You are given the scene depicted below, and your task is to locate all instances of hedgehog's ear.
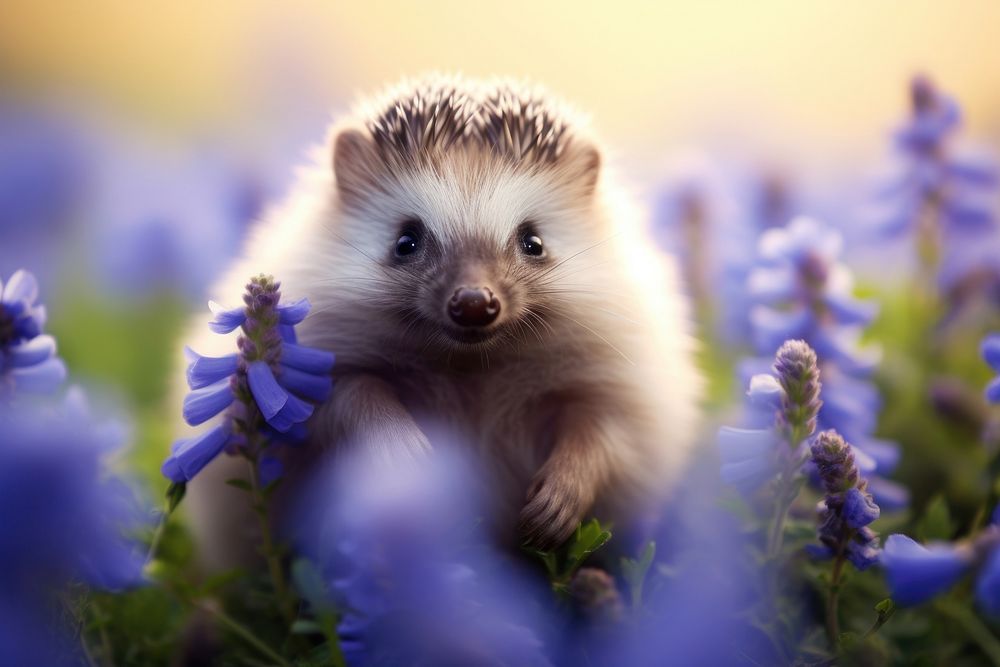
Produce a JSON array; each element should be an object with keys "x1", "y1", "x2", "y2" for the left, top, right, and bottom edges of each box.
[
  {"x1": 332, "y1": 127, "x2": 381, "y2": 208},
  {"x1": 560, "y1": 141, "x2": 602, "y2": 196}
]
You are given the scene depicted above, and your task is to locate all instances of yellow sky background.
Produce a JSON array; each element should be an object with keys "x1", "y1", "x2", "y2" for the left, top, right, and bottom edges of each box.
[{"x1": 2, "y1": 1, "x2": 998, "y2": 171}]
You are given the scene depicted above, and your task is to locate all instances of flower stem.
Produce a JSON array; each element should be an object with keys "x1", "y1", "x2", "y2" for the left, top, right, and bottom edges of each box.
[
  {"x1": 144, "y1": 504, "x2": 169, "y2": 566},
  {"x1": 194, "y1": 599, "x2": 293, "y2": 667},
  {"x1": 826, "y1": 546, "x2": 847, "y2": 649},
  {"x1": 245, "y1": 454, "x2": 296, "y2": 626},
  {"x1": 766, "y1": 455, "x2": 806, "y2": 558}
]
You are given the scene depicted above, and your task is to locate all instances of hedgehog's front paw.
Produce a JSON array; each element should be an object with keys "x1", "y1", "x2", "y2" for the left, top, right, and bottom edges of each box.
[{"x1": 517, "y1": 466, "x2": 589, "y2": 551}]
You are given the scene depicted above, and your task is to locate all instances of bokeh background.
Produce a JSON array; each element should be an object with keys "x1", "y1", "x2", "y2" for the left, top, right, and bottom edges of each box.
[{"x1": 1, "y1": 0, "x2": 999, "y2": 490}]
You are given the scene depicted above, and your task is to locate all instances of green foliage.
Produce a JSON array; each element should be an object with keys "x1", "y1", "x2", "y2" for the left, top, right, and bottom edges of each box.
[
  {"x1": 529, "y1": 518, "x2": 613, "y2": 593},
  {"x1": 621, "y1": 541, "x2": 656, "y2": 610}
]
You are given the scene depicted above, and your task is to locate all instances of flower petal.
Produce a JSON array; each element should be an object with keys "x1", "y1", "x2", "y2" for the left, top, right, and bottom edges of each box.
[
  {"x1": 846, "y1": 539, "x2": 880, "y2": 571},
  {"x1": 207, "y1": 301, "x2": 246, "y2": 334},
  {"x1": 278, "y1": 324, "x2": 297, "y2": 343},
  {"x1": 277, "y1": 365, "x2": 333, "y2": 403},
  {"x1": 182, "y1": 379, "x2": 234, "y2": 426},
  {"x1": 842, "y1": 487, "x2": 880, "y2": 529},
  {"x1": 247, "y1": 361, "x2": 287, "y2": 420},
  {"x1": 6, "y1": 334, "x2": 56, "y2": 368},
  {"x1": 823, "y1": 292, "x2": 878, "y2": 327},
  {"x1": 866, "y1": 475, "x2": 910, "y2": 512},
  {"x1": 750, "y1": 306, "x2": 812, "y2": 353},
  {"x1": 266, "y1": 391, "x2": 314, "y2": 433},
  {"x1": 987, "y1": 377, "x2": 1000, "y2": 405},
  {"x1": 982, "y1": 335, "x2": 1000, "y2": 372},
  {"x1": 185, "y1": 348, "x2": 238, "y2": 390},
  {"x1": 277, "y1": 298, "x2": 311, "y2": 325},
  {"x1": 717, "y1": 426, "x2": 778, "y2": 464},
  {"x1": 746, "y1": 373, "x2": 784, "y2": 413},
  {"x1": 281, "y1": 342, "x2": 335, "y2": 374},
  {"x1": 721, "y1": 457, "x2": 774, "y2": 488},
  {"x1": 162, "y1": 425, "x2": 230, "y2": 482},
  {"x1": 882, "y1": 534, "x2": 968, "y2": 606},
  {"x1": 976, "y1": 548, "x2": 1000, "y2": 616},
  {"x1": 2, "y1": 269, "x2": 38, "y2": 305},
  {"x1": 9, "y1": 357, "x2": 66, "y2": 394}
]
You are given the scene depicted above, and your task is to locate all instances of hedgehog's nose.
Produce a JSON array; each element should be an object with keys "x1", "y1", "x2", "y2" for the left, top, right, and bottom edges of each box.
[{"x1": 448, "y1": 286, "x2": 501, "y2": 327}]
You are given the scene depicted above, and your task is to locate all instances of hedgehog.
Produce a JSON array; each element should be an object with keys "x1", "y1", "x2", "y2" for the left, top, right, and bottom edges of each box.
[{"x1": 177, "y1": 74, "x2": 702, "y2": 569}]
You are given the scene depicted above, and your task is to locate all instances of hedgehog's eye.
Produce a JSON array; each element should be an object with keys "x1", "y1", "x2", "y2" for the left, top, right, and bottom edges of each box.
[
  {"x1": 520, "y1": 230, "x2": 545, "y2": 258},
  {"x1": 394, "y1": 220, "x2": 423, "y2": 258}
]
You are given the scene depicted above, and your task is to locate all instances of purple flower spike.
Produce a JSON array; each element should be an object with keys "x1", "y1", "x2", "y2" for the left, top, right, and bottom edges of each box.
[
  {"x1": 165, "y1": 275, "x2": 335, "y2": 483},
  {"x1": 810, "y1": 430, "x2": 882, "y2": 571}
]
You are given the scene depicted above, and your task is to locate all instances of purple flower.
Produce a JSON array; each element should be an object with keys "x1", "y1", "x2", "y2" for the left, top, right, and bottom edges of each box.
[
  {"x1": 295, "y1": 451, "x2": 555, "y2": 667},
  {"x1": 743, "y1": 217, "x2": 906, "y2": 508},
  {"x1": 718, "y1": 340, "x2": 822, "y2": 491},
  {"x1": 810, "y1": 430, "x2": 882, "y2": 571},
  {"x1": 0, "y1": 399, "x2": 146, "y2": 663},
  {"x1": 882, "y1": 534, "x2": 969, "y2": 606},
  {"x1": 748, "y1": 217, "x2": 879, "y2": 373},
  {"x1": 873, "y1": 75, "x2": 1000, "y2": 289},
  {"x1": 0, "y1": 270, "x2": 67, "y2": 399},
  {"x1": 983, "y1": 334, "x2": 1000, "y2": 403},
  {"x1": 162, "y1": 275, "x2": 335, "y2": 482}
]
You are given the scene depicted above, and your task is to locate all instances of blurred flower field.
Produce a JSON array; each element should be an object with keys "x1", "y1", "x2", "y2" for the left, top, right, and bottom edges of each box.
[{"x1": 3, "y1": 55, "x2": 1000, "y2": 667}]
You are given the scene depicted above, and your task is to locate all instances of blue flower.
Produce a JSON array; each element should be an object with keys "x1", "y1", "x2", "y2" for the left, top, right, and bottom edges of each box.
[
  {"x1": 295, "y1": 451, "x2": 555, "y2": 667},
  {"x1": 718, "y1": 340, "x2": 823, "y2": 491},
  {"x1": 881, "y1": 534, "x2": 969, "y2": 606},
  {"x1": 810, "y1": 430, "x2": 882, "y2": 571},
  {"x1": 162, "y1": 275, "x2": 335, "y2": 483},
  {"x1": 88, "y1": 137, "x2": 262, "y2": 300},
  {"x1": 0, "y1": 269, "x2": 67, "y2": 399},
  {"x1": 873, "y1": 75, "x2": 1000, "y2": 288},
  {"x1": 748, "y1": 217, "x2": 878, "y2": 373},
  {"x1": 718, "y1": 426, "x2": 780, "y2": 489},
  {"x1": 743, "y1": 217, "x2": 906, "y2": 508},
  {"x1": 983, "y1": 334, "x2": 1000, "y2": 403},
  {"x1": 0, "y1": 398, "x2": 146, "y2": 663}
]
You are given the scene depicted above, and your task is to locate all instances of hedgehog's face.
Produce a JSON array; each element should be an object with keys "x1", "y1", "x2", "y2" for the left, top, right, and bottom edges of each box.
[{"x1": 332, "y1": 128, "x2": 603, "y2": 355}]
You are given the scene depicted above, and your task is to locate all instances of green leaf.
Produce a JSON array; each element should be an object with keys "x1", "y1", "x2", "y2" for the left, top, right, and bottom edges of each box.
[
  {"x1": 919, "y1": 495, "x2": 952, "y2": 541},
  {"x1": 166, "y1": 482, "x2": 187, "y2": 513},
  {"x1": 565, "y1": 518, "x2": 612, "y2": 575},
  {"x1": 225, "y1": 478, "x2": 253, "y2": 493},
  {"x1": 291, "y1": 619, "x2": 323, "y2": 635},
  {"x1": 875, "y1": 598, "x2": 895, "y2": 615},
  {"x1": 621, "y1": 541, "x2": 656, "y2": 609},
  {"x1": 292, "y1": 559, "x2": 335, "y2": 615},
  {"x1": 528, "y1": 549, "x2": 560, "y2": 581}
]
